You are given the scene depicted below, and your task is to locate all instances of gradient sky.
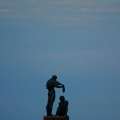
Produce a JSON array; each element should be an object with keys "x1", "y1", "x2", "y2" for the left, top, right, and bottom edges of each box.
[{"x1": 0, "y1": 0, "x2": 120, "y2": 120}]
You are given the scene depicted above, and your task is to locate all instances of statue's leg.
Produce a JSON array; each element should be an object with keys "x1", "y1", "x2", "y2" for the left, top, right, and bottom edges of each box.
[
  {"x1": 46, "y1": 90, "x2": 55, "y2": 116},
  {"x1": 46, "y1": 91, "x2": 52, "y2": 116},
  {"x1": 46, "y1": 104, "x2": 52, "y2": 116},
  {"x1": 56, "y1": 104, "x2": 60, "y2": 116},
  {"x1": 49, "y1": 89, "x2": 55, "y2": 115}
]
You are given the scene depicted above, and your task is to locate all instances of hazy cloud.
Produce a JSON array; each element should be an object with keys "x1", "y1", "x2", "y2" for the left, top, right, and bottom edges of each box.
[{"x1": 0, "y1": 0, "x2": 120, "y2": 26}]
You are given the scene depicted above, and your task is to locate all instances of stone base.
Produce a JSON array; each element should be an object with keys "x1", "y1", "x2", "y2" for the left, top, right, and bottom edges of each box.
[{"x1": 44, "y1": 116, "x2": 69, "y2": 120}]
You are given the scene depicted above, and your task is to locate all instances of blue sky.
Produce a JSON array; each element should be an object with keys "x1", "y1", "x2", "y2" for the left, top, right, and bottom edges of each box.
[{"x1": 0, "y1": 0, "x2": 120, "y2": 120}]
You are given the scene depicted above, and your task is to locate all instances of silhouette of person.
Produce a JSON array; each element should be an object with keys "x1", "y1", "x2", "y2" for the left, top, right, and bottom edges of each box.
[
  {"x1": 46, "y1": 75, "x2": 65, "y2": 116},
  {"x1": 56, "y1": 96, "x2": 68, "y2": 116}
]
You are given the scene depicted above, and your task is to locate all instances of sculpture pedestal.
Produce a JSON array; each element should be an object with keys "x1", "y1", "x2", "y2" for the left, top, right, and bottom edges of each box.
[{"x1": 44, "y1": 116, "x2": 69, "y2": 120}]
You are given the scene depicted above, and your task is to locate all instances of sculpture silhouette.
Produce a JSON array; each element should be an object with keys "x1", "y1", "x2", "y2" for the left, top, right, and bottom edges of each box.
[
  {"x1": 46, "y1": 75, "x2": 65, "y2": 116},
  {"x1": 56, "y1": 96, "x2": 68, "y2": 116}
]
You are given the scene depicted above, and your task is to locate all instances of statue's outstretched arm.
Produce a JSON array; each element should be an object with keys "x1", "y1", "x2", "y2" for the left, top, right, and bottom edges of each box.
[{"x1": 55, "y1": 81, "x2": 65, "y2": 92}]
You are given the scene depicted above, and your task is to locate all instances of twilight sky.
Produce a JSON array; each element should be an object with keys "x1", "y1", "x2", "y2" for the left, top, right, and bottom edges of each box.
[{"x1": 0, "y1": 0, "x2": 120, "y2": 120}]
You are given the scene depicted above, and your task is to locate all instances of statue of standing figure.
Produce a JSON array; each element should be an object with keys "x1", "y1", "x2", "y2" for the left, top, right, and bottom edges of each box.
[{"x1": 46, "y1": 75, "x2": 65, "y2": 116}]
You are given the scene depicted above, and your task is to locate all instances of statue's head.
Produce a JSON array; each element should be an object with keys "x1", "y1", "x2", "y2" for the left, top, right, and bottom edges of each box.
[
  {"x1": 52, "y1": 75, "x2": 57, "y2": 80},
  {"x1": 60, "y1": 96, "x2": 65, "y2": 101}
]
